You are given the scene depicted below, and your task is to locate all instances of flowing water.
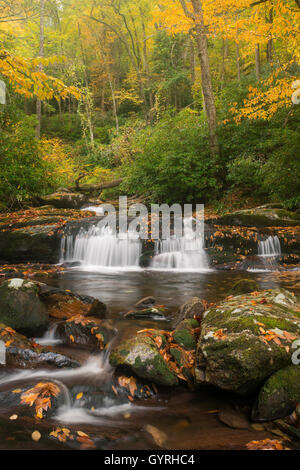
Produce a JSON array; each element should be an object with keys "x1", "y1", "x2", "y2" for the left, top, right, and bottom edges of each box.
[
  {"x1": 258, "y1": 235, "x2": 281, "y2": 257},
  {"x1": 0, "y1": 222, "x2": 299, "y2": 449}
]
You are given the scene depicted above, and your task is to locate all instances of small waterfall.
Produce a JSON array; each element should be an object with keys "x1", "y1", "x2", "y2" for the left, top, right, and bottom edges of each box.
[
  {"x1": 150, "y1": 217, "x2": 209, "y2": 271},
  {"x1": 60, "y1": 225, "x2": 141, "y2": 269},
  {"x1": 34, "y1": 324, "x2": 62, "y2": 346},
  {"x1": 258, "y1": 235, "x2": 281, "y2": 257}
]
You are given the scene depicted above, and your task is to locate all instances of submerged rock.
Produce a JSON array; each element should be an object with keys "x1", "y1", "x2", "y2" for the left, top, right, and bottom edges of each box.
[
  {"x1": 0, "y1": 279, "x2": 49, "y2": 336},
  {"x1": 134, "y1": 296, "x2": 156, "y2": 309},
  {"x1": 253, "y1": 365, "x2": 300, "y2": 421},
  {"x1": 124, "y1": 306, "x2": 166, "y2": 320},
  {"x1": 227, "y1": 279, "x2": 259, "y2": 296},
  {"x1": 196, "y1": 288, "x2": 300, "y2": 394},
  {"x1": 57, "y1": 315, "x2": 114, "y2": 350},
  {"x1": 0, "y1": 322, "x2": 79, "y2": 369},
  {"x1": 110, "y1": 334, "x2": 178, "y2": 387}
]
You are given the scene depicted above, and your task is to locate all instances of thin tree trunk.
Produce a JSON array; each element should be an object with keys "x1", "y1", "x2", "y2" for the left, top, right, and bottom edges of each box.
[
  {"x1": 255, "y1": 44, "x2": 261, "y2": 80},
  {"x1": 236, "y1": 42, "x2": 241, "y2": 82},
  {"x1": 188, "y1": 0, "x2": 219, "y2": 156},
  {"x1": 190, "y1": 38, "x2": 196, "y2": 86},
  {"x1": 36, "y1": 0, "x2": 45, "y2": 139},
  {"x1": 266, "y1": 8, "x2": 273, "y2": 63}
]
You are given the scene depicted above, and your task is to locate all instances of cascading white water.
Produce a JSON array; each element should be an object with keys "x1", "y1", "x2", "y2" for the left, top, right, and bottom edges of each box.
[
  {"x1": 34, "y1": 324, "x2": 62, "y2": 346},
  {"x1": 60, "y1": 225, "x2": 141, "y2": 269},
  {"x1": 81, "y1": 205, "x2": 104, "y2": 215},
  {"x1": 258, "y1": 235, "x2": 281, "y2": 257},
  {"x1": 150, "y1": 217, "x2": 209, "y2": 271}
]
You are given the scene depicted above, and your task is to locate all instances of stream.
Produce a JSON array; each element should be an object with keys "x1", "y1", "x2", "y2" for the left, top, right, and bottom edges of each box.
[{"x1": 0, "y1": 266, "x2": 299, "y2": 450}]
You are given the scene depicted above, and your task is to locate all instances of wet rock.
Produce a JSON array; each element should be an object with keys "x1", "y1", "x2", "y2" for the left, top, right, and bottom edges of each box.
[
  {"x1": 109, "y1": 334, "x2": 178, "y2": 387},
  {"x1": 196, "y1": 288, "x2": 300, "y2": 394},
  {"x1": 207, "y1": 206, "x2": 300, "y2": 227},
  {"x1": 0, "y1": 381, "x2": 66, "y2": 419},
  {"x1": 112, "y1": 374, "x2": 157, "y2": 400},
  {"x1": 124, "y1": 307, "x2": 165, "y2": 320},
  {"x1": 252, "y1": 365, "x2": 300, "y2": 421},
  {"x1": 227, "y1": 279, "x2": 259, "y2": 296},
  {"x1": 219, "y1": 407, "x2": 250, "y2": 429},
  {"x1": 134, "y1": 296, "x2": 156, "y2": 309},
  {"x1": 0, "y1": 207, "x2": 97, "y2": 263},
  {"x1": 0, "y1": 322, "x2": 79, "y2": 369},
  {"x1": 38, "y1": 283, "x2": 107, "y2": 320},
  {"x1": 172, "y1": 297, "x2": 206, "y2": 328},
  {"x1": 57, "y1": 315, "x2": 114, "y2": 350},
  {"x1": 173, "y1": 319, "x2": 199, "y2": 351},
  {"x1": 0, "y1": 279, "x2": 49, "y2": 336}
]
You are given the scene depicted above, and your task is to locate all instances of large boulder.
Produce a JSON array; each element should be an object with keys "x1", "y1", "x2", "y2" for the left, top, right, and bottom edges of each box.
[
  {"x1": 0, "y1": 279, "x2": 107, "y2": 336},
  {"x1": 196, "y1": 288, "x2": 300, "y2": 395},
  {"x1": 252, "y1": 365, "x2": 300, "y2": 421},
  {"x1": 110, "y1": 333, "x2": 178, "y2": 387},
  {"x1": 38, "y1": 283, "x2": 107, "y2": 320},
  {"x1": 0, "y1": 278, "x2": 49, "y2": 336},
  {"x1": 0, "y1": 322, "x2": 79, "y2": 368},
  {"x1": 0, "y1": 207, "x2": 97, "y2": 263}
]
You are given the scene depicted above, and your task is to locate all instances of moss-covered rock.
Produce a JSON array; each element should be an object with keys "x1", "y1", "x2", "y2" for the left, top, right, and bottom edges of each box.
[
  {"x1": 0, "y1": 278, "x2": 49, "y2": 336},
  {"x1": 109, "y1": 334, "x2": 178, "y2": 387},
  {"x1": 196, "y1": 288, "x2": 300, "y2": 395},
  {"x1": 228, "y1": 279, "x2": 259, "y2": 296},
  {"x1": 207, "y1": 207, "x2": 300, "y2": 227},
  {"x1": 173, "y1": 319, "x2": 198, "y2": 350},
  {"x1": 252, "y1": 365, "x2": 300, "y2": 421}
]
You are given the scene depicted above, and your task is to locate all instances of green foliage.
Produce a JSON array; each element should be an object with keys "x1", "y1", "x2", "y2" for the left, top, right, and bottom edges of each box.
[
  {"x1": 0, "y1": 117, "x2": 48, "y2": 208},
  {"x1": 41, "y1": 113, "x2": 82, "y2": 141},
  {"x1": 121, "y1": 109, "x2": 222, "y2": 203}
]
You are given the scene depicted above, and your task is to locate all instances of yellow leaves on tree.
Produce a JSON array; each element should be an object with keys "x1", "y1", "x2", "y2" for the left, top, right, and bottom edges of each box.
[
  {"x1": 39, "y1": 138, "x2": 76, "y2": 187},
  {"x1": 0, "y1": 48, "x2": 80, "y2": 101}
]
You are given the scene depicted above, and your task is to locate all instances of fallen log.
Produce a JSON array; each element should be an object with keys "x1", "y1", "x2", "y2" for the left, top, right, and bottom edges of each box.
[{"x1": 74, "y1": 178, "x2": 124, "y2": 195}]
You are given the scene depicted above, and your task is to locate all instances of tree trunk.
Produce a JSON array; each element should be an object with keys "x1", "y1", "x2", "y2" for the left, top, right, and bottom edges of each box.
[
  {"x1": 266, "y1": 8, "x2": 273, "y2": 63},
  {"x1": 36, "y1": 0, "x2": 45, "y2": 139},
  {"x1": 236, "y1": 42, "x2": 241, "y2": 82},
  {"x1": 255, "y1": 44, "x2": 261, "y2": 80},
  {"x1": 189, "y1": 0, "x2": 219, "y2": 156}
]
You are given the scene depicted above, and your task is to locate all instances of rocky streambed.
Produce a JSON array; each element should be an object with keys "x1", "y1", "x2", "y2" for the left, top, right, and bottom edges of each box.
[{"x1": 0, "y1": 276, "x2": 299, "y2": 450}]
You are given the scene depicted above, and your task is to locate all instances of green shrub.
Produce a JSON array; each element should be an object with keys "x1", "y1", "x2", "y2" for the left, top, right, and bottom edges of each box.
[
  {"x1": 121, "y1": 108, "x2": 223, "y2": 203},
  {"x1": 0, "y1": 117, "x2": 48, "y2": 207}
]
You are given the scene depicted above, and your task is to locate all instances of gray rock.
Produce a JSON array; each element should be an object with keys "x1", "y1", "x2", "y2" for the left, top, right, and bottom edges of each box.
[{"x1": 0, "y1": 278, "x2": 49, "y2": 336}]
